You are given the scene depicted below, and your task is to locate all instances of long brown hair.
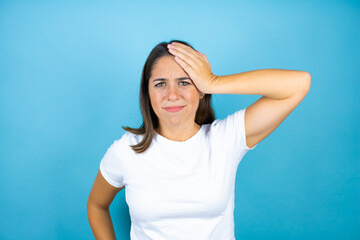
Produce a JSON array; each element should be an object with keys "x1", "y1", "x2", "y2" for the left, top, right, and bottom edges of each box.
[{"x1": 122, "y1": 39, "x2": 216, "y2": 154}]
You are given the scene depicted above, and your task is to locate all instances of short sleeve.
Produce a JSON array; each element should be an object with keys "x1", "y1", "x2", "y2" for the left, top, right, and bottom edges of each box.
[
  {"x1": 229, "y1": 107, "x2": 257, "y2": 151},
  {"x1": 99, "y1": 137, "x2": 127, "y2": 188},
  {"x1": 216, "y1": 107, "x2": 257, "y2": 154}
]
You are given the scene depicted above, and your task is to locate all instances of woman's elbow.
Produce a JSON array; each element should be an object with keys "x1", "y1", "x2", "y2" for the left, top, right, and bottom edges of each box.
[
  {"x1": 304, "y1": 71, "x2": 311, "y2": 91},
  {"x1": 299, "y1": 71, "x2": 311, "y2": 93}
]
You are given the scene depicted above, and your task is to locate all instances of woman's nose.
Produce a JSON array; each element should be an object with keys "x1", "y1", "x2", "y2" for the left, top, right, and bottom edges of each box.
[{"x1": 166, "y1": 85, "x2": 181, "y2": 100}]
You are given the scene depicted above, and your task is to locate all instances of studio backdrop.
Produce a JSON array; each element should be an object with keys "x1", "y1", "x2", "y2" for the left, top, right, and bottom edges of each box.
[{"x1": 0, "y1": 0, "x2": 359, "y2": 239}]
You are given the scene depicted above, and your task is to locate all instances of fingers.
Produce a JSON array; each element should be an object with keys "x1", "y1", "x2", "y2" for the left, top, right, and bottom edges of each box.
[
  {"x1": 169, "y1": 48, "x2": 195, "y2": 70},
  {"x1": 173, "y1": 55, "x2": 191, "y2": 71},
  {"x1": 196, "y1": 50, "x2": 209, "y2": 63},
  {"x1": 167, "y1": 43, "x2": 202, "y2": 69}
]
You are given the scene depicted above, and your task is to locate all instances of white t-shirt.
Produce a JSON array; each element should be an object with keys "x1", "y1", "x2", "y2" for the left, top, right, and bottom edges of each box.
[{"x1": 100, "y1": 108, "x2": 257, "y2": 240}]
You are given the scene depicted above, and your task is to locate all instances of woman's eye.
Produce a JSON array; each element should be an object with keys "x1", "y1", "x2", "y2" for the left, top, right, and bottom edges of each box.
[
  {"x1": 155, "y1": 82, "x2": 165, "y2": 87},
  {"x1": 180, "y1": 81, "x2": 190, "y2": 86}
]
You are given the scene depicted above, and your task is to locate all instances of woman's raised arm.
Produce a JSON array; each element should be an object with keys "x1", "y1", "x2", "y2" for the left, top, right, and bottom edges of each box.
[{"x1": 210, "y1": 69, "x2": 311, "y2": 148}]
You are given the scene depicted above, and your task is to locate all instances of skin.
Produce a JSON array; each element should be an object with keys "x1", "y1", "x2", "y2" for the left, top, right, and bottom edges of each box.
[
  {"x1": 148, "y1": 55, "x2": 204, "y2": 142},
  {"x1": 87, "y1": 170, "x2": 123, "y2": 240}
]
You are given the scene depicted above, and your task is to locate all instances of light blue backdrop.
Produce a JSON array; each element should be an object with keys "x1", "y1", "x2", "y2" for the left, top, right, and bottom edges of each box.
[{"x1": 1, "y1": 0, "x2": 359, "y2": 239}]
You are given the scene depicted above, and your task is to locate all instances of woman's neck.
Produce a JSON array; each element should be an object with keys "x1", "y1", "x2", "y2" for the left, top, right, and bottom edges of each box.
[{"x1": 155, "y1": 122, "x2": 201, "y2": 142}]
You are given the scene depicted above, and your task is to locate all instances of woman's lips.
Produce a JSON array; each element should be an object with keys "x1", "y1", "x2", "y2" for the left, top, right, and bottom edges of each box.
[{"x1": 164, "y1": 106, "x2": 185, "y2": 112}]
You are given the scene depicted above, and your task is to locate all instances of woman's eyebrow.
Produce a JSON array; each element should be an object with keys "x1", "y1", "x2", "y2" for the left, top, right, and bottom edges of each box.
[{"x1": 152, "y1": 77, "x2": 190, "y2": 82}]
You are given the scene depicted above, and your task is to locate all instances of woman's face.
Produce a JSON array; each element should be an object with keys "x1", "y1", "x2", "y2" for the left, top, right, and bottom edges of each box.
[{"x1": 148, "y1": 55, "x2": 202, "y2": 129}]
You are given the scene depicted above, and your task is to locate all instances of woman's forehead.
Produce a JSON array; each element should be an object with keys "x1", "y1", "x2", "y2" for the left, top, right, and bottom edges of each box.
[{"x1": 151, "y1": 57, "x2": 188, "y2": 79}]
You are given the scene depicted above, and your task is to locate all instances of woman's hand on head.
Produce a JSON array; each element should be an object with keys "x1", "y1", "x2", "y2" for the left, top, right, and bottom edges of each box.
[{"x1": 167, "y1": 42, "x2": 218, "y2": 94}]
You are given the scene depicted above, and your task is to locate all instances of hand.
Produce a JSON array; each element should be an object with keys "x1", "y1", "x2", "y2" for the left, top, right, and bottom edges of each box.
[{"x1": 167, "y1": 42, "x2": 218, "y2": 94}]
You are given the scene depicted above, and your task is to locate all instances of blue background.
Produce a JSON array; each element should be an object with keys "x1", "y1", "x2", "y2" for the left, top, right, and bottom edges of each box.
[{"x1": 1, "y1": 0, "x2": 359, "y2": 239}]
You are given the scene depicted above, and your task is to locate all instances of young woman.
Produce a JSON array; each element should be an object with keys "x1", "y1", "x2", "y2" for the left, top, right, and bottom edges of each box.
[{"x1": 87, "y1": 40, "x2": 311, "y2": 240}]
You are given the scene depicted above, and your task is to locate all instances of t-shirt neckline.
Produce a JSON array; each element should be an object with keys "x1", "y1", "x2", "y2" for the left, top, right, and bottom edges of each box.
[{"x1": 154, "y1": 125, "x2": 204, "y2": 145}]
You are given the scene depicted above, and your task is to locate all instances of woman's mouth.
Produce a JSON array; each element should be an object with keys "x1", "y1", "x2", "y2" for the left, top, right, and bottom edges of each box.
[{"x1": 163, "y1": 106, "x2": 185, "y2": 112}]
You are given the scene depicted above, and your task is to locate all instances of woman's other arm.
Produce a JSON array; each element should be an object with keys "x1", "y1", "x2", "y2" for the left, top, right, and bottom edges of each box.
[
  {"x1": 209, "y1": 69, "x2": 310, "y2": 98},
  {"x1": 209, "y1": 69, "x2": 311, "y2": 149},
  {"x1": 87, "y1": 170, "x2": 124, "y2": 240}
]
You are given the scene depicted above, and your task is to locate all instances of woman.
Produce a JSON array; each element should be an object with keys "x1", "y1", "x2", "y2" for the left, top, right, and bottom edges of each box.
[{"x1": 87, "y1": 40, "x2": 311, "y2": 239}]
